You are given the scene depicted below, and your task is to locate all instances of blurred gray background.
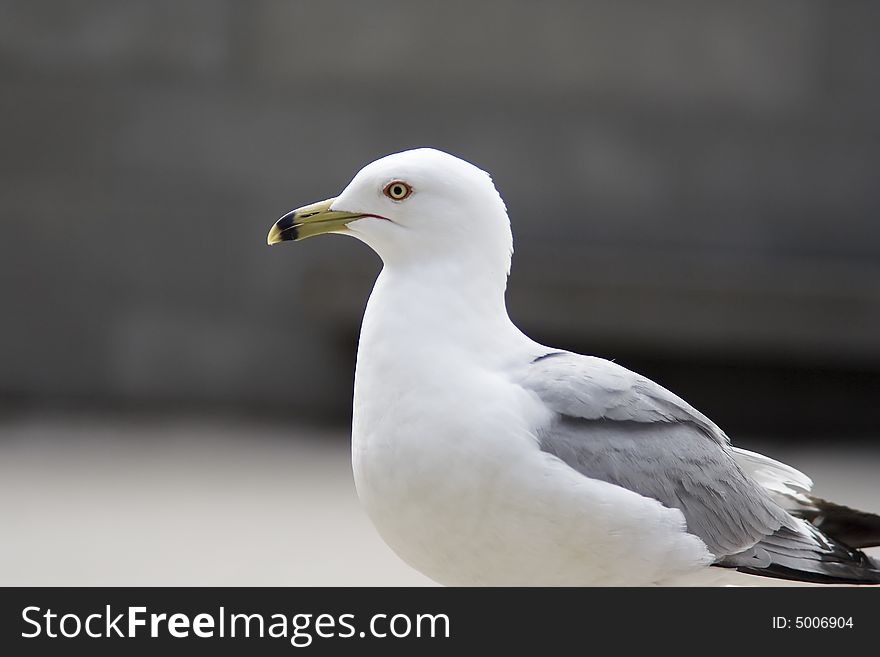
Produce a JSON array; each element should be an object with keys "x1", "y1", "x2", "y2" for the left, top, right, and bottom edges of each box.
[{"x1": 1, "y1": 1, "x2": 878, "y2": 585}]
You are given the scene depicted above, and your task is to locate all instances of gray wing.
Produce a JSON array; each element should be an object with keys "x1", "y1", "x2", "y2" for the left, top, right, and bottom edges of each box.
[
  {"x1": 537, "y1": 411, "x2": 793, "y2": 559},
  {"x1": 520, "y1": 352, "x2": 880, "y2": 583}
]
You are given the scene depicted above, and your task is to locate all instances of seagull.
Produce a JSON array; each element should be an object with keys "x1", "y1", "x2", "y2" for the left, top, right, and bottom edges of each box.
[{"x1": 268, "y1": 148, "x2": 880, "y2": 586}]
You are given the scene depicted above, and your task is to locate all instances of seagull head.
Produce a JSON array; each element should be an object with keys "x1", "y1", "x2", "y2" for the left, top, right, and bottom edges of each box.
[{"x1": 268, "y1": 148, "x2": 514, "y2": 275}]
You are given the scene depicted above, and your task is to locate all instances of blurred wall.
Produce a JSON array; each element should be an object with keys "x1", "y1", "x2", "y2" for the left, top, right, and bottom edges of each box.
[{"x1": 2, "y1": 1, "x2": 879, "y2": 436}]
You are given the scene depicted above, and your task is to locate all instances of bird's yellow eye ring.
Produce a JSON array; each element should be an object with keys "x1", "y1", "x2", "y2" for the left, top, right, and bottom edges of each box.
[{"x1": 383, "y1": 180, "x2": 413, "y2": 201}]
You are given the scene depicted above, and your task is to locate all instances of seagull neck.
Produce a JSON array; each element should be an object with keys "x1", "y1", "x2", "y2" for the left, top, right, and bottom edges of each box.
[{"x1": 364, "y1": 262, "x2": 523, "y2": 354}]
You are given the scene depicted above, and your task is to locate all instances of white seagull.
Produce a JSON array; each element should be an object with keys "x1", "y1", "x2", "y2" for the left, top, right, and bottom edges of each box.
[{"x1": 268, "y1": 148, "x2": 880, "y2": 586}]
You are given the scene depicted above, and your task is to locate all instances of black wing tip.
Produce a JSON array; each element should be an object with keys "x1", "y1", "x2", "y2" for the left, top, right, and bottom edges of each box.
[
  {"x1": 796, "y1": 496, "x2": 880, "y2": 550},
  {"x1": 724, "y1": 523, "x2": 880, "y2": 585},
  {"x1": 735, "y1": 563, "x2": 880, "y2": 586}
]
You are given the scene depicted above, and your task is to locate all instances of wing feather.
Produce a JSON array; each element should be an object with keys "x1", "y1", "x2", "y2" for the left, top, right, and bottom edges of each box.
[{"x1": 519, "y1": 352, "x2": 880, "y2": 584}]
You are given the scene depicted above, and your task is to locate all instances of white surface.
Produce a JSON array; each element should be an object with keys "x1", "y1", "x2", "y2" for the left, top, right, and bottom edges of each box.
[
  {"x1": 0, "y1": 413, "x2": 876, "y2": 586},
  {"x1": 0, "y1": 413, "x2": 434, "y2": 586}
]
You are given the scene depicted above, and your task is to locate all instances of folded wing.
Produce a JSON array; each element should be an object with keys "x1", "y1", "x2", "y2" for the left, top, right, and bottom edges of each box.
[{"x1": 519, "y1": 352, "x2": 880, "y2": 584}]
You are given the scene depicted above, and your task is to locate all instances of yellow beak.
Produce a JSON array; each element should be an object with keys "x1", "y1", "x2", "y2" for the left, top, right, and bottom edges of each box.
[{"x1": 267, "y1": 197, "x2": 364, "y2": 245}]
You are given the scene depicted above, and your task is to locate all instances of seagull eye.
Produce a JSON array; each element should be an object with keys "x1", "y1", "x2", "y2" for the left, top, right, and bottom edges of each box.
[{"x1": 383, "y1": 181, "x2": 413, "y2": 201}]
